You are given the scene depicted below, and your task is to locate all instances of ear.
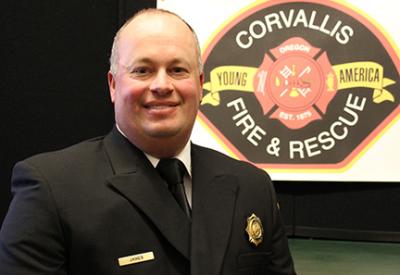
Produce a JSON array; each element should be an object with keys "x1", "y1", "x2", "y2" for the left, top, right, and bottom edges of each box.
[
  {"x1": 107, "y1": 71, "x2": 116, "y2": 103},
  {"x1": 199, "y1": 72, "x2": 204, "y2": 98},
  {"x1": 199, "y1": 72, "x2": 204, "y2": 87}
]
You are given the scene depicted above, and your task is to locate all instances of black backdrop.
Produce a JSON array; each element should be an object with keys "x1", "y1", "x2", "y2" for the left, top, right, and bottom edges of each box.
[{"x1": 1, "y1": 0, "x2": 400, "y2": 242}]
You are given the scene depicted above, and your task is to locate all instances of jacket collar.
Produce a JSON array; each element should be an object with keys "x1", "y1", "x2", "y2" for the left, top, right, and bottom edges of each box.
[
  {"x1": 114, "y1": 124, "x2": 192, "y2": 176},
  {"x1": 103, "y1": 128, "x2": 239, "y2": 271},
  {"x1": 190, "y1": 145, "x2": 239, "y2": 275},
  {"x1": 103, "y1": 127, "x2": 191, "y2": 259}
]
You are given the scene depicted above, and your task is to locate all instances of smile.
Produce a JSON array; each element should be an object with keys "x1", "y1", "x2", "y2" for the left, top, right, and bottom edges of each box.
[
  {"x1": 144, "y1": 102, "x2": 180, "y2": 116},
  {"x1": 144, "y1": 101, "x2": 179, "y2": 109},
  {"x1": 146, "y1": 105, "x2": 176, "y2": 109}
]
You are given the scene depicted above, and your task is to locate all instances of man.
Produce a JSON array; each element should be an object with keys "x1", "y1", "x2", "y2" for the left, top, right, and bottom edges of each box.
[{"x1": 0, "y1": 9, "x2": 296, "y2": 275}]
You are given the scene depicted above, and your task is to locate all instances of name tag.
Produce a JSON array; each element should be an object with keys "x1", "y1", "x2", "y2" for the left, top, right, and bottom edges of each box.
[{"x1": 118, "y1": 251, "x2": 155, "y2": 266}]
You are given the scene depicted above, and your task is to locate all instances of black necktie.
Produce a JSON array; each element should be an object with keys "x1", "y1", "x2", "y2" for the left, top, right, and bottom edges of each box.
[{"x1": 157, "y1": 158, "x2": 191, "y2": 218}]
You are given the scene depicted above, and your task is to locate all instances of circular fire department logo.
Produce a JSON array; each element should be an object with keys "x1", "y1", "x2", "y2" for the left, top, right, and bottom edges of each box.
[
  {"x1": 254, "y1": 37, "x2": 338, "y2": 129},
  {"x1": 199, "y1": 0, "x2": 399, "y2": 169}
]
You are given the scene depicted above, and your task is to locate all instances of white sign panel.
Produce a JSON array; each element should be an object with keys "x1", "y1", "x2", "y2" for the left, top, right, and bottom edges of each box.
[{"x1": 157, "y1": 0, "x2": 400, "y2": 182}]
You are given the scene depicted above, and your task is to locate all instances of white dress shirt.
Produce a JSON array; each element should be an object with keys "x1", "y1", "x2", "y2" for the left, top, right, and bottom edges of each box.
[{"x1": 116, "y1": 124, "x2": 192, "y2": 207}]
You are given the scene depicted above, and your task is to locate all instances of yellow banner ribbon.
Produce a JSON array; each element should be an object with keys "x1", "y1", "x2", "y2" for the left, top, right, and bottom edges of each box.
[
  {"x1": 202, "y1": 66, "x2": 258, "y2": 106},
  {"x1": 202, "y1": 62, "x2": 396, "y2": 106},
  {"x1": 332, "y1": 62, "x2": 395, "y2": 103}
]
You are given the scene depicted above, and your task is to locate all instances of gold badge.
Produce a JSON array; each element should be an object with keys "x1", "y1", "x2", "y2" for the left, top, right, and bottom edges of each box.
[{"x1": 245, "y1": 213, "x2": 263, "y2": 246}]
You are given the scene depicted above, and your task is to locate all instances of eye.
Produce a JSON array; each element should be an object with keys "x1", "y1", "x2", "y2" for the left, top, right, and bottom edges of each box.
[
  {"x1": 169, "y1": 66, "x2": 189, "y2": 77},
  {"x1": 131, "y1": 66, "x2": 152, "y2": 77},
  {"x1": 172, "y1": 67, "x2": 184, "y2": 73}
]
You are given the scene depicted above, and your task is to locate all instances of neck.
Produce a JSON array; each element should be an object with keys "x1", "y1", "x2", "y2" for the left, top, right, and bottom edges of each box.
[
  {"x1": 140, "y1": 139, "x2": 187, "y2": 159},
  {"x1": 115, "y1": 124, "x2": 191, "y2": 158}
]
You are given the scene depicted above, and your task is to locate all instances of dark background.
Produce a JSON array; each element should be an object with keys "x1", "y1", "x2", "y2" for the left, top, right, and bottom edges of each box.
[{"x1": 1, "y1": 0, "x2": 399, "y2": 242}]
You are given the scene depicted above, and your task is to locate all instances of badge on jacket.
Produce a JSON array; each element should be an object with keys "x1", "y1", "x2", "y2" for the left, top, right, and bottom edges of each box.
[{"x1": 245, "y1": 213, "x2": 263, "y2": 246}]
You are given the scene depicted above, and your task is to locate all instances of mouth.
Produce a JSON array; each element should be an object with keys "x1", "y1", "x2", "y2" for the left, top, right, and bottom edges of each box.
[
  {"x1": 146, "y1": 105, "x2": 176, "y2": 109},
  {"x1": 144, "y1": 101, "x2": 180, "y2": 113}
]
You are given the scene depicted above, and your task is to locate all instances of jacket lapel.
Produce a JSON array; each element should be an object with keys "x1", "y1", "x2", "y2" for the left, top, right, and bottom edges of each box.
[
  {"x1": 190, "y1": 145, "x2": 238, "y2": 275},
  {"x1": 103, "y1": 128, "x2": 191, "y2": 259}
]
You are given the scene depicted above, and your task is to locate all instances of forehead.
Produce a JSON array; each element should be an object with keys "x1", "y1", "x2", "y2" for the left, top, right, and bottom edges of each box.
[{"x1": 118, "y1": 13, "x2": 197, "y2": 61}]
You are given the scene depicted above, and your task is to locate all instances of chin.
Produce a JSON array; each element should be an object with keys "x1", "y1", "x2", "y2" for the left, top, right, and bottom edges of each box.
[{"x1": 145, "y1": 127, "x2": 181, "y2": 138}]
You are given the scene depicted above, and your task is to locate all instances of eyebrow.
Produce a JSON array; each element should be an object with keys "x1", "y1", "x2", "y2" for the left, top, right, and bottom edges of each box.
[
  {"x1": 126, "y1": 57, "x2": 192, "y2": 71},
  {"x1": 125, "y1": 58, "x2": 153, "y2": 71}
]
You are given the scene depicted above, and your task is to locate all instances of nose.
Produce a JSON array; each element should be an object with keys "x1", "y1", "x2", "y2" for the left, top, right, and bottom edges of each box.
[{"x1": 149, "y1": 70, "x2": 173, "y2": 95}]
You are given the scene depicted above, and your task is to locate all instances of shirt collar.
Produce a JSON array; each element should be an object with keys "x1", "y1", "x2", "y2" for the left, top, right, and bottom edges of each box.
[
  {"x1": 116, "y1": 124, "x2": 192, "y2": 177},
  {"x1": 145, "y1": 142, "x2": 192, "y2": 177}
]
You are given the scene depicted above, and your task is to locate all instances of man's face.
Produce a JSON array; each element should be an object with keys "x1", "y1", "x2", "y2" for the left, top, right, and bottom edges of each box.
[{"x1": 108, "y1": 13, "x2": 203, "y2": 156}]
